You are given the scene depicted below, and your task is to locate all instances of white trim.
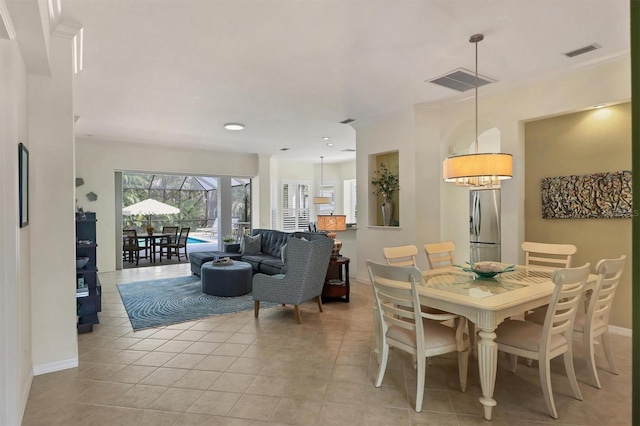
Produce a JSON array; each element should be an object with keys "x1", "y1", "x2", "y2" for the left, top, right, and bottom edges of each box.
[
  {"x1": 32, "y1": 357, "x2": 78, "y2": 376},
  {"x1": 19, "y1": 372, "x2": 33, "y2": 423},
  {"x1": 0, "y1": 0, "x2": 16, "y2": 40},
  {"x1": 608, "y1": 325, "x2": 632, "y2": 337}
]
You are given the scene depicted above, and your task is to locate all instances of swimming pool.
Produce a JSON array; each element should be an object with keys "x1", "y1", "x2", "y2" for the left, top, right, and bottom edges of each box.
[{"x1": 187, "y1": 237, "x2": 208, "y2": 244}]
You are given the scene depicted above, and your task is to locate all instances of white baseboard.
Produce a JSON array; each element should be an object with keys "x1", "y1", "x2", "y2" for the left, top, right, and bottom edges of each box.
[
  {"x1": 32, "y1": 357, "x2": 78, "y2": 376},
  {"x1": 19, "y1": 371, "x2": 33, "y2": 423},
  {"x1": 608, "y1": 325, "x2": 632, "y2": 337}
]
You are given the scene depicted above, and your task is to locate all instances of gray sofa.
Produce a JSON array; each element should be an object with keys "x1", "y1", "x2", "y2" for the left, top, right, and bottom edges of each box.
[{"x1": 189, "y1": 228, "x2": 329, "y2": 276}]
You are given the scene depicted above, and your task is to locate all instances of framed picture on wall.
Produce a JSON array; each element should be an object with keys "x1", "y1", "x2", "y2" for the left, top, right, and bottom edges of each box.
[{"x1": 19, "y1": 142, "x2": 29, "y2": 228}]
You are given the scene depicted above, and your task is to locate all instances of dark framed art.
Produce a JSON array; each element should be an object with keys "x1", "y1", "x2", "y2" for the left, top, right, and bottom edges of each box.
[{"x1": 19, "y1": 143, "x2": 29, "y2": 227}]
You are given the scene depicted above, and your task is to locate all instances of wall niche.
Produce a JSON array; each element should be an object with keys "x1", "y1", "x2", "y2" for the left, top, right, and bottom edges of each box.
[{"x1": 369, "y1": 151, "x2": 399, "y2": 226}]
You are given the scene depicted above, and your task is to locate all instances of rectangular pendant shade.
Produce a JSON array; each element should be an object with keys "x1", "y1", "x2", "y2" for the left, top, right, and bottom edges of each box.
[
  {"x1": 313, "y1": 196, "x2": 332, "y2": 204},
  {"x1": 443, "y1": 153, "x2": 513, "y2": 186}
]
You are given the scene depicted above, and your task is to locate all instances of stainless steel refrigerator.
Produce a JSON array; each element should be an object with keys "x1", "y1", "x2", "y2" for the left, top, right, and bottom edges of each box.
[{"x1": 470, "y1": 188, "x2": 501, "y2": 262}]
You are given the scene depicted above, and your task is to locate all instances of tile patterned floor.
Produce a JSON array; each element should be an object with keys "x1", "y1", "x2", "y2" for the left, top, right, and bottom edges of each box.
[{"x1": 23, "y1": 263, "x2": 632, "y2": 425}]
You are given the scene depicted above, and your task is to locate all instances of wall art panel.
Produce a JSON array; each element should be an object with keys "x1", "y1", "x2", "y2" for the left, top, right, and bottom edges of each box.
[{"x1": 541, "y1": 170, "x2": 632, "y2": 219}]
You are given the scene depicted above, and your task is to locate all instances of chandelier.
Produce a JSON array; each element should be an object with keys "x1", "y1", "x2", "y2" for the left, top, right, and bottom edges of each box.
[{"x1": 442, "y1": 34, "x2": 512, "y2": 187}]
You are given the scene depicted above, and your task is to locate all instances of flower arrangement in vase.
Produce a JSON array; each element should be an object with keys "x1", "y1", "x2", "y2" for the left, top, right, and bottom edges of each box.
[
  {"x1": 146, "y1": 226, "x2": 154, "y2": 235},
  {"x1": 371, "y1": 163, "x2": 399, "y2": 226}
]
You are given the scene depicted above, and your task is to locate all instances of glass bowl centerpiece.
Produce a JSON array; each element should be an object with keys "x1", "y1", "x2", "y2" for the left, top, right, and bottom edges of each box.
[{"x1": 456, "y1": 261, "x2": 515, "y2": 278}]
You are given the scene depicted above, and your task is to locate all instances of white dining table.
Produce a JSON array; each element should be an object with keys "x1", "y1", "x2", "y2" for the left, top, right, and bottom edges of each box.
[{"x1": 373, "y1": 265, "x2": 597, "y2": 421}]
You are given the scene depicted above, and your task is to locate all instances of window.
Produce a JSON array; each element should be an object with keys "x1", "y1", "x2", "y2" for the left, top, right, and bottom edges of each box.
[
  {"x1": 281, "y1": 180, "x2": 310, "y2": 231},
  {"x1": 317, "y1": 183, "x2": 335, "y2": 215},
  {"x1": 343, "y1": 179, "x2": 357, "y2": 224}
]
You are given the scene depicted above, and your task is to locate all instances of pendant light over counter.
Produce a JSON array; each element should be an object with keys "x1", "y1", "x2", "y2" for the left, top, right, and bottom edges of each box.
[
  {"x1": 442, "y1": 34, "x2": 513, "y2": 187},
  {"x1": 313, "y1": 156, "x2": 332, "y2": 204}
]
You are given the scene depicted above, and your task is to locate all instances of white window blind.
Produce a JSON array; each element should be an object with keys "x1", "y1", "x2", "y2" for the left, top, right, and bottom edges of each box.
[{"x1": 282, "y1": 181, "x2": 310, "y2": 231}]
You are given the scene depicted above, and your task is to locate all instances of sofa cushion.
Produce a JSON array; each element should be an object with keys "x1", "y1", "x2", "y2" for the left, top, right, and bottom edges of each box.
[
  {"x1": 252, "y1": 229, "x2": 293, "y2": 258},
  {"x1": 241, "y1": 234, "x2": 262, "y2": 254},
  {"x1": 241, "y1": 253, "x2": 285, "y2": 275}
]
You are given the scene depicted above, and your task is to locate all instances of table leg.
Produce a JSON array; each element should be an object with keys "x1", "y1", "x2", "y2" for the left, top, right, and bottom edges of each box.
[{"x1": 477, "y1": 327, "x2": 498, "y2": 420}]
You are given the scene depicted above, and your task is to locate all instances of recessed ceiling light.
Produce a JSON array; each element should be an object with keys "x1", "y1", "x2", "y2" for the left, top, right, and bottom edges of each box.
[
  {"x1": 280, "y1": 147, "x2": 290, "y2": 151},
  {"x1": 322, "y1": 136, "x2": 330, "y2": 140},
  {"x1": 224, "y1": 123, "x2": 245, "y2": 130},
  {"x1": 594, "y1": 104, "x2": 606, "y2": 109},
  {"x1": 326, "y1": 143, "x2": 334, "y2": 147}
]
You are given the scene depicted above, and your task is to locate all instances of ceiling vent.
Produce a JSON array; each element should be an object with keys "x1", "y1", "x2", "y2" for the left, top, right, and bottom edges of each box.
[
  {"x1": 341, "y1": 148, "x2": 356, "y2": 152},
  {"x1": 340, "y1": 118, "x2": 355, "y2": 124},
  {"x1": 564, "y1": 43, "x2": 600, "y2": 58},
  {"x1": 428, "y1": 68, "x2": 495, "y2": 92}
]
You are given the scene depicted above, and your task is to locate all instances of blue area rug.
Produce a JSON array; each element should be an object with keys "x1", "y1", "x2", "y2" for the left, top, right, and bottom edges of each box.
[{"x1": 117, "y1": 275, "x2": 272, "y2": 330}]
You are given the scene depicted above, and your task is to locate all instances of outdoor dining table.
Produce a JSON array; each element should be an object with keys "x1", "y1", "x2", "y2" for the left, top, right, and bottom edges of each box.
[
  {"x1": 373, "y1": 264, "x2": 597, "y2": 421},
  {"x1": 133, "y1": 232, "x2": 171, "y2": 263}
]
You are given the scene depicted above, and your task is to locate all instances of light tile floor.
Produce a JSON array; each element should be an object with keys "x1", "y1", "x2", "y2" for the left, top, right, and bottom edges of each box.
[{"x1": 23, "y1": 264, "x2": 632, "y2": 425}]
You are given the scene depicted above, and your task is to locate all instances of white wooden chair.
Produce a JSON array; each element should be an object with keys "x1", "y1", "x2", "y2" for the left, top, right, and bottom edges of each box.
[
  {"x1": 522, "y1": 241, "x2": 577, "y2": 270},
  {"x1": 383, "y1": 244, "x2": 418, "y2": 267},
  {"x1": 495, "y1": 264, "x2": 590, "y2": 419},
  {"x1": 527, "y1": 255, "x2": 626, "y2": 389},
  {"x1": 424, "y1": 241, "x2": 456, "y2": 269},
  {"x1": 367, "y1": 260, "x2": 468, "y2": 412}
]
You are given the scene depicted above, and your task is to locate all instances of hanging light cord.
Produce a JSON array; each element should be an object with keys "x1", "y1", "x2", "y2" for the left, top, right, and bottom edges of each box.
[{"x1": 470, "y1": 33, "x2": 483, "y2": 154}]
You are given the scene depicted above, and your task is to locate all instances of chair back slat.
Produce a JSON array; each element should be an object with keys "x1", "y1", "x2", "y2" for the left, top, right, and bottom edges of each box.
[
  {"x1": 367, "y1": 260, "x2": 423, "y2": 343},
  {"x1": 424, "y1": 241, "x2": 455, "y2": 269},
  {"x1": 522, "y1": 241, "x2": 576, "y2": 270},
  {"x1": 383, "y1": 245, "x2": 418, "y2": 267},
  {"x1": 586, "y1": 256, "x2": 626, "y2": 332},
  {"x1": 541, "y1": 264, "x2": 589, "y2": 352}
]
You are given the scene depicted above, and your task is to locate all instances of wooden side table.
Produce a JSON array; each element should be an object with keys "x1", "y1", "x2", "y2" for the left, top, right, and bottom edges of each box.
[{"x1": 322, "y1": 256, "x2": 350, "y2": 302}]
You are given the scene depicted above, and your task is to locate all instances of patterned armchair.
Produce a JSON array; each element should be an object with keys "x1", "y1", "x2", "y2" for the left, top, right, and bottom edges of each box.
[{"x1": 253, "y1": 236, "x2": 333, "y2": 324}]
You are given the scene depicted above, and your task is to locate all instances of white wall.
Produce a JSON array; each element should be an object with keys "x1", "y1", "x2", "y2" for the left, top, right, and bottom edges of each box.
[
  {"x1": 28, "y1": 33, "x2": 78, "y2": 375},
  {"x1": 75, "y1": 138, "x2": 260, "y2": 272},
  {"x1": 354, "y1": 107, "x2": 421, "y2": 282},
  {"x1": 0, "y1": 35, "x2": 32, "y2": 426}
]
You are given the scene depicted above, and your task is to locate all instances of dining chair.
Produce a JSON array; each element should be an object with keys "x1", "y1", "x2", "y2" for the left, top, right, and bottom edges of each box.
[
  {"x1": 367, "y1": 260, "x2": 468, "y2": 412},
  {"x1": 522, "y1": 241, "x2": 577, "y2": 270},
  {"x1": 122, "y1": 229, "x2": 146, "y2": 266},
  {"x1": 159, "y1": 226, "x2": 179, "y2": 259},
  {"x1": 527, "y1": 255, "x2": 626, "y2": 389},
  {"x1": 424, "y1": 241, "x2": 456, "y2": 269},
  {"x1": 161, "y1": 227, "x2": 190, "y2": 261},
  {"x1": 495, "y1": 263, "x2": 590, "y2": 419},
  {"x1": 383, "y1": 244, "x2": 418, "y2": 267}
]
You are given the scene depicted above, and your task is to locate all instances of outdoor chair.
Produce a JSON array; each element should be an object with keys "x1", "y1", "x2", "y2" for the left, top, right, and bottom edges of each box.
[
  {"x1": 159, "y1": 226, "x2": 179, "y2": 258},
  {"x1": 196, "y1": 218, "x2": 218, "y2": 236},
  {"x1": 367, "y1": 260, "x2": 468, "y2": 412},
  {"x1": 495, "y1": 264, "x2": 590, "y2": 419},
  {"x1": 253, "y1": 236, "x2": 333, "y2": 324},
  {"x1": 122, "y1": 229, "x2": 146, "y2": 266},
  {"x1": 160, "y1": 227, "x2": 190, "y2": 262}
]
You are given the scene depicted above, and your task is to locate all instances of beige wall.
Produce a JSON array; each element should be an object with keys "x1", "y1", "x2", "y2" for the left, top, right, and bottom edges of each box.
[{"x1": 524, "y1": 103, "x2": 632, "y2": 329}]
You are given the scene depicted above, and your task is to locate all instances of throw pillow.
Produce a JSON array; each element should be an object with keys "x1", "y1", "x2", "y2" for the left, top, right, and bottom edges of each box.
[
  {"x1": 280, "y1": 244, "x2": 287, "y2": 263},
  {"x1": 241, "y1": 234, "x2": 262, "y2": 254}
]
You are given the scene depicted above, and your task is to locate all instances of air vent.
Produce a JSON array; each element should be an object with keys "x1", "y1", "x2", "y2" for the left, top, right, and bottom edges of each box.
[
  {"x1": 340, "y1": 118, "x2": 355, "y2": 124},
  {"x1": 564, "y1": 44, "x2": 600, "y2": 58},
  {"x1": 341, "y1": 148, "x2": 356, "y2": 152},
  {"x1": 428, "y1": 68, "x2": 495, "y2": 92}
]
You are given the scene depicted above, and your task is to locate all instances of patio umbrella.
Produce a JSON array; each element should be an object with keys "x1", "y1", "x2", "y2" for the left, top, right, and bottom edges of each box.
[{"x1": 122, "y1": 198, "x2": 180, "y2": 227}]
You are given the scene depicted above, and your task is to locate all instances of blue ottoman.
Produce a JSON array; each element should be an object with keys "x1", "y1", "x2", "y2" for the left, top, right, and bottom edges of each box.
[{"x1": 201, "y1": 260, "x2": 253, "y2": 297}]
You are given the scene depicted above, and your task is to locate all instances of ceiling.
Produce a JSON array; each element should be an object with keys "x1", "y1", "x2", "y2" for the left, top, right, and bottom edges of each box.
[{"x1": 62, "y1": 1, "x2": 630, "y2": 164}]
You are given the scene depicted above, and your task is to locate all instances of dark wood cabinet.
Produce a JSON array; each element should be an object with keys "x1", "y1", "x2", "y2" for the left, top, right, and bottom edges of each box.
[
  {"x1": 322, "y1": 256, "x2": 350, "y2": 302},
  {"x1": 76, "y1": 212, "x2": 101, "y2": 333}
]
